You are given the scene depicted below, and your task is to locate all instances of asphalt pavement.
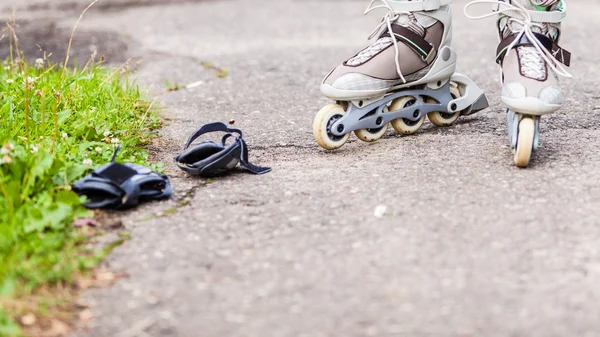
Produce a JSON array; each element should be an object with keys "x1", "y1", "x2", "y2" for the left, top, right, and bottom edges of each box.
[{"x1": 3, "y1": 0, "x2": 600, "y2": 336}]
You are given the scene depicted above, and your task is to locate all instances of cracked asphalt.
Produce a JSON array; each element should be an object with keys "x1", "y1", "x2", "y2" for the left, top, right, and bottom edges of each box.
[{"x1": 3, "y1": 0, "x2": 600, "y2": 336}]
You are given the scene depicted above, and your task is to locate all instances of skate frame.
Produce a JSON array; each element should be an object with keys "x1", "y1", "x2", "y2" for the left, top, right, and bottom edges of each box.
[
  {"x1": 329, "y1": 73, "x2": 489, "y2": 137},
  {"x1": 507, "y1": 109, "x2": 541, "y2": 151}
]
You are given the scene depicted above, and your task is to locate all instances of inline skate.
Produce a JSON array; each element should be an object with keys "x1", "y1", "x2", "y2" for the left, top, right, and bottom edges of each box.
[
  {"x1": 313, "y1": 0, "x2": 489, "y2": 150},
  {"x1": 465, "y1": 0, "x2": 572, "y2": 167}
]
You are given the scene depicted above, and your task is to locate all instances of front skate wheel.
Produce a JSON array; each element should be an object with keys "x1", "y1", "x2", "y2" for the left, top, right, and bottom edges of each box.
[
  {"x1": 427, "y1": 85, "x2": 462, "y2": 127},
  {"x1": 389, "y1": 97, "x2": 425, "y2": 135},
  {"x1": 313, "y1": 104, "x2": 351, "y2": 150},
  {"x1": 514, "y1": 116, "x2": 535, "y2": 168},
  {"x1": 354, "y1": 123, "x2": 389, "y2": 143}
]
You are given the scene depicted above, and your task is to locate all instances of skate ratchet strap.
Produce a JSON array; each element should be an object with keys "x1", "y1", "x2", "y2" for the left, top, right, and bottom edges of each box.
[
  {"x1": 495, "y1": 6, "x2": 567, "y2": 24},
  {"x1": 174, "y1": 122, "x2": 272, "y2": 177},
  {"x1": 73, "y1": 146, "x2": 173, "y2": 210},
  {"x1": 384, "y1": 25, "x2": 435, "y2": 63},
  {"x1": 390, "y1": 0, "x2": 452, "y2": 12},
  {"x1": 496, "y1": 32, "x2": 571, "y2": 67}
]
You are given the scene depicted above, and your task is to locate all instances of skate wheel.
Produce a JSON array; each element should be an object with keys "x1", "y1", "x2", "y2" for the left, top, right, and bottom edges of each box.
[
  {"x1": 427, "y1": 85, "x2": 461, "y2": 127},
  {"x1": 389, "y1": 97, "x2": 425, "y2": 135},
  {"x1": 313, "y1": 104, "x2": 350, "y2": 150},
  {"x1": 354, "y1": 123, "x2": 389, "y2": 143},
  {"x1": 514, "y1": 117, "x2": 535, "y2": 168}
]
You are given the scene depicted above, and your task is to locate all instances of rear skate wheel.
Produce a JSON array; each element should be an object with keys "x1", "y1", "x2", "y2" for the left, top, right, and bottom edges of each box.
[
  {"x1": 313, "y1": 104, "x2": 351, "y2": 150},
  {"x1": 514, "y1": 116, "x2": 535, "y2": 168},
  {"x1": 427, "y1": 85, "x2": 462, "y2": 127},
  {"x1": 354, "y1": 123, "x2": 389, "y2": 143},
  {"x1": 389, "y1": 97, "x2": 425, "y2": 135}
]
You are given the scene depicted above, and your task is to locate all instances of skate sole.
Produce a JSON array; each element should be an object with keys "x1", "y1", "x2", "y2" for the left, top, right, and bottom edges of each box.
[
  {"x1": 501, "y1": 96, "x2": 561, "y2": 116},
  {"x1": 320, "y1": 83, "x2": 388, "y2": 101}
]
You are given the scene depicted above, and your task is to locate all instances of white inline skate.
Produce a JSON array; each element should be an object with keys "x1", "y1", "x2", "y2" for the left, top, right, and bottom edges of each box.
[
  {"x1": 465, "y1": 0, "x2": 572, "y2": 167},
  {"x1": 313, "y1": 0, "x2": 489, "y2": 150}
]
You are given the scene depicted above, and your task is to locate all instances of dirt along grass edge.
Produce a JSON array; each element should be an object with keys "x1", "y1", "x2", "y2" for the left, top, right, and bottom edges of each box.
[{"x1": 0, "y1": 3, "x2": 163, "y2": 336}]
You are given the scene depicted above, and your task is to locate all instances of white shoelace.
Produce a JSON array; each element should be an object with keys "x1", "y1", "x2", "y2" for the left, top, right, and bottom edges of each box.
[
  {"x1": 347, "y1": 37, "x2": 395, "y2": 68},
  {"x1": 519, "y1": 47, "x2": 546, "y2": 79},
  {"x1": 464, "y1": 0, "x2": 572, "y2": 79},
  {"x1": 363, "y1": 0, "x2": 412, "y2": 83}
]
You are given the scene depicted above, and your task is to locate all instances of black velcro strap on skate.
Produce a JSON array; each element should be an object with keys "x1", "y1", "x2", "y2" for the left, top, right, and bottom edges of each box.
[
  {"x1": 174, "y1": 122, "x2": 272, "y2": 177},
  {"x1": 73, "y1": 146, "x2": 173, "y2": 210},
  {"x1": 496, "y1": 32, "x2": 571, "y2": 66},
  {"x1": 384, "y1": 25, "x2": 435, "y2": 62}
]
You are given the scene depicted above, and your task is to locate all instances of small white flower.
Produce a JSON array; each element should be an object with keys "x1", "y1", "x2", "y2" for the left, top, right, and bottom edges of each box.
[
  {"x1": 110, "y1": 138, "x2": 120, "y2": 144},
  {"x1": 39, "y1": 136, "x2": 44, "y2": 140},
  {"x1": 103, "y1": 131, "x2": 111, "y2": 137},
  {"x1": 35, "y1": 58, "x2": 45, "y2": 69},
  {"x1": 4, "y1": 66, "x2": 10, "y2": 71},
  {"x1": 1, "y1": 154, "x2": 12, "y2": 164},
  {"x1": 5, "y1": 79, "x2": 14, "y2": 84},
  {"x1": 62, "y1": 132, "x2": 68, "y2": 140},
  {"x1": 83, "y1": 159, "x2": 93, "y2": 166},
  {"x1": 30, "y1": 145, "x2": 39, "y2": 153},
  {"x1": 95, "y1": 147, "x2": 103, "y2": 153},
  {"x1": 24, "y1": 76, "x2": 35, "y2": 83},
  {"x1": 1, "y1": 142, "x2": 14, "y2": 154}
]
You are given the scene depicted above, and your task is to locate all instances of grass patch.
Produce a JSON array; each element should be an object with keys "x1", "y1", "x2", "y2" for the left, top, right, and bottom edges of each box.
[{"x1": 0, "y1": 33, "x2": 161, "y2": 337}]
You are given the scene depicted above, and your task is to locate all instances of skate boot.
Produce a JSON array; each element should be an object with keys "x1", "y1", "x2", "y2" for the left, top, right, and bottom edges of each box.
[
  {"x1": 465, "y1": 0, "x2": 572, "y2": 167},
  {"x1": 313, "y1": 0, "x2": 489, "y2": 150}
]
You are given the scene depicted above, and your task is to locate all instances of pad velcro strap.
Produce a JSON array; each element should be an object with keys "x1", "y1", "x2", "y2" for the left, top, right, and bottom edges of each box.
[
  {"x1": 238, "y1": 139, "x2": 271, "y2": 175},
  {"x1": 384, "y1": 25, "x2": 435, "y2": 63},
  {"x1": 119, "y1": 168, "x2": 173, "y2": 208},
  {"x1": 94, "y1": 162, "x2": 138, "y2": 185},
  {"x1": 496, "y1": 32, "x2": 571, "y2": 67},
  {"x1": 183, "y1": 122, "x2": 242, "y2": 151},
  {"x1": 390, "y1": 0, "x2": 452, "y2": 12}
]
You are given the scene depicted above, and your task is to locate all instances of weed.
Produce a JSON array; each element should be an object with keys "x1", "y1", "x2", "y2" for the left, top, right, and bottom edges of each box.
[
  {"x1": 164, "y1": 79, "x2": 184, "y2": 92},
  {"x1": 201, "y1": 61, "x2": 229, "y2": 78}
]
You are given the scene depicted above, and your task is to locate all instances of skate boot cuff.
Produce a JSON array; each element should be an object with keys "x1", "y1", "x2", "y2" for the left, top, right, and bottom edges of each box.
[
  {"x1": 174, "y1": 122, "x2": 272, "y2": 177},
  {"x1": 389, "y1": 0, "x2": 452, "y2": 12},
  {"x1": 73, "y1": 146, "x2": 173, "y2": 210},
  {"x1": 496, "y1": 32, "x2": 571, "y2": 66}
]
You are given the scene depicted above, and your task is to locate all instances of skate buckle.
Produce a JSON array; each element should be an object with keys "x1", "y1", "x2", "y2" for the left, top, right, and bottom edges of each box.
[
  {"x1": 422, "y1": 43, "x2": 436, "y2": 63},
  {"x1": 422, "y1": 0, "x2": 441, "y2": 11}
]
